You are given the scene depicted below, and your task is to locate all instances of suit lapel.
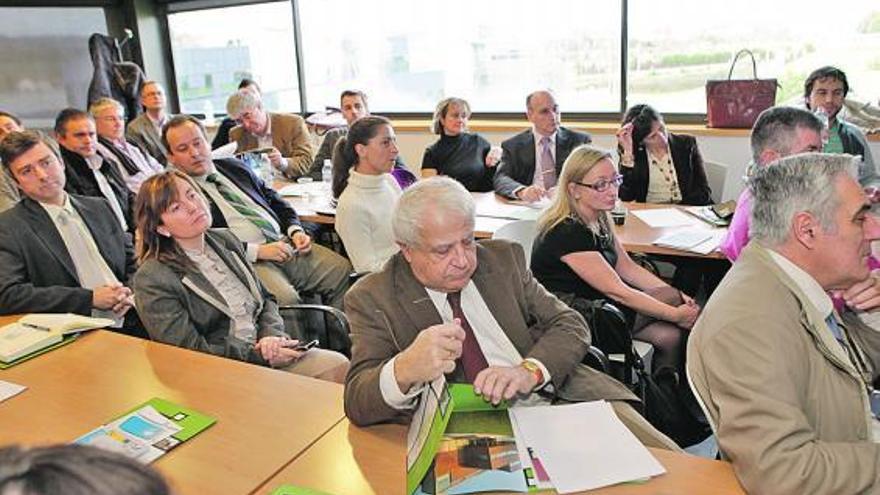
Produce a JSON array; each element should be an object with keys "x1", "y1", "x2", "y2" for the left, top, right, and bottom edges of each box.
[
  {"x1": 390, "y1": 255, "x2": 444, "y2": 352},
  {"x1": 205, "y1": 232, "x2": 263, "y2": 304},
  {"x1": 20, "y1": 199, "x2": 79, "y2": 281},
  {"x1": 518, "y1": 132, "x2": 536, "y2": 178}
]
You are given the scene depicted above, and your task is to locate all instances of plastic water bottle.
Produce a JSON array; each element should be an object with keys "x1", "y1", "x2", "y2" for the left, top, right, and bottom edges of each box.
[
  {"x1": 322, "y1": 159, "x2": 333, "y2": 183},
  {"x1": 259, "y1": 153, "x2": 274, "y2": 183},
  {"x1": 814, "y1": 107, "x2": 829, "y2": 129}
]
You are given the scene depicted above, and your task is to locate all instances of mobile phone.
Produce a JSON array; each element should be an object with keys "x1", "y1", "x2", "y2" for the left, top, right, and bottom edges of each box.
[{"x1": 287, "y1": 339, "x2": 319, "y2": 352}]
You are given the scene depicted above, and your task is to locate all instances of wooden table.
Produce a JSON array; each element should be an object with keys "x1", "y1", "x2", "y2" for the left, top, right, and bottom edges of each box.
[
  {"x1": 255, "y1": 421, "x2": 745, "y2": 495},
  {"x1": 277, "y1": 181, "x2": 727, "y2": 259},
  {"x1": 0, "y1": 322, "x2": 345, "y2": 495}
]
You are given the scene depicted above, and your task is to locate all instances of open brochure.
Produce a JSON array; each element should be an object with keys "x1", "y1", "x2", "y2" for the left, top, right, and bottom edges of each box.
[
  {"x1": 75, "y1": 398, "x2": 215, "y2": 464},
  {"x1": 0, "y1": 314, "x2": 113, "y2": 363}
]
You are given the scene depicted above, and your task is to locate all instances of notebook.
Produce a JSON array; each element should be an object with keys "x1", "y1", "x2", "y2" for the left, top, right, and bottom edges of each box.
[{"x1": 0, "y1": 314, "x2": 113, "y2": 363}]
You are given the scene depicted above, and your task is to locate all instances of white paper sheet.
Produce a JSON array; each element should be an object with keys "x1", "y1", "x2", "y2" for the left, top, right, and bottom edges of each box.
[
  {"x1": 475, "y1": 201, "x2": 543, "y2": 221},
  {"x1": 631, "y1": 208, "x2": 700, "y2": 228},
  {"x1": 0, "y1": 380, "x2": 26, "y2": 402},
  {"x1": 211, "y1": 141, "x2": 237, "y2": 159},
  {"x1": 509, "y1": 401, "x2": 665, "y2": 493}
]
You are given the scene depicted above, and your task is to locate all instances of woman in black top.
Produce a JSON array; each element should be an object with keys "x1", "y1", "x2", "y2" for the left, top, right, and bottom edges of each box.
[
  {"x1": 531, "y1": 145, "x2": 698, "y2": 375},
  {"x1": 421, "y1": 97, "x2": 500, "y2": 192},
  {"x1": 616, "y1": 104, "x2": 728, "y2": 297}
]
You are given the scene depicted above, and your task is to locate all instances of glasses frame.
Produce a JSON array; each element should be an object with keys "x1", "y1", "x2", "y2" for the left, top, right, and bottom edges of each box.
[{"x1": 573, "y1": 174, "x2": 624, "y2": 192}]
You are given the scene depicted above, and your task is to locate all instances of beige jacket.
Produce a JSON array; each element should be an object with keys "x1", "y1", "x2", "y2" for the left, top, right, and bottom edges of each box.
[
  {"x1": 688, "y1": 243, "x2": 880, "y2": 495},
  {"x1": 230, "y1": 112, "x2": 314, "y2": 180}
]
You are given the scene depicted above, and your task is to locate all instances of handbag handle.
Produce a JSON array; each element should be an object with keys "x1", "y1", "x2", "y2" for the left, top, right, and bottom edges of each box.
[{"x1": 727, "y1": 49, "x2": 758, "y2": 81}]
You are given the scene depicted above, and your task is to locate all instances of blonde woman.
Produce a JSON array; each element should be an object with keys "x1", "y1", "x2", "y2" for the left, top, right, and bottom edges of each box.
[
  {"x1": 420, "y1": 97, "x2": 499, "y2": 191},
  {"x1": 530, "y1": 145, "x2": 698, "y2": 376}
]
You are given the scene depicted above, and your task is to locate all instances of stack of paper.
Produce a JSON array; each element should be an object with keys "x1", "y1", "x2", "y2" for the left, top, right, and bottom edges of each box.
[
  {"x1": 509, "y1": 401, "x2": 665, "y2": 493},
  {"x1": 631, "y1": 208, "x2": 700, "y2": 228},
  {"x1": 654, "y1": 230, "x2": 725, "y2": 255}
]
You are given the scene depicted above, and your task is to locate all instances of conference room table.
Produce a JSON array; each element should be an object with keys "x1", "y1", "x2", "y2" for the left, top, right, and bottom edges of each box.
[
  {"x1": 0, "y1": 316, "x2": 346, "y2": 495},
  {"x1": 276, "y1": 180, "x2": 726, "y2": 260},
  {"x1": 256, "y1": 419, "x2": 746, "y2": 495}
]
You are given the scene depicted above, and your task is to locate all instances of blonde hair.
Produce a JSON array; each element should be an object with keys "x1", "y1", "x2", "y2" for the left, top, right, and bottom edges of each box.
[
  {"x1": 536, "y1": 145, "x2": 614, "y2": 237},
  {"x1": 431, "y1": 97, "x2": 470, "y2": 135}
]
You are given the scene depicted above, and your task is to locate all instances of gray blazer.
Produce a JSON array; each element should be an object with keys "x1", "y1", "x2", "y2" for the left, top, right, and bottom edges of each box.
[
  {"x1": 0, "y1": 195, "x2": 135, "y2": 315},
  {"x1": 133, "y1": 229, "x2": 287, "y2": 364},
  {"x1": 493, "y1": 126, "x2": 591, "y2": 198},
  {"x1": 126, "y1": 112, "x2": 169, "y2": 165},
  {"x1": 343, "y1": 239, "x2": 637, "y2": 426}
]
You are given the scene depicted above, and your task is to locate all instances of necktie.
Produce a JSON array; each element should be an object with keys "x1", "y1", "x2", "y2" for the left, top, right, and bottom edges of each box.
[
  {"x1": 825, "y1": 314, "x2": 845, "y2": 349},
  {"x1": 539, "y1": 136, "x2": 557, "y2": 189},
  {"x1": 206, "y1": 173, "x2": 280, "y2": 241},
  {"x1": 447, "y1": 291, "x2": 489, "y2": 383},
  {"x1": 56, "y1": 209, "x2": 121, "y2": 324}
]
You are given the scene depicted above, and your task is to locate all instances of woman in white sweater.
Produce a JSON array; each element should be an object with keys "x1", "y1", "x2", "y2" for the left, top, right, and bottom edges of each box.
[{"x1": 332, "y1": 116, "x2": 402, "y2": 272}]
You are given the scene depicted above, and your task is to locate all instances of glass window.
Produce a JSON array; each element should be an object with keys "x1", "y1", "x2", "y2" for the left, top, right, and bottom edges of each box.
[
  {"x1": 0, "y1": 7, "x2": 107, "y2": 126},
  {"x1": 167, "y1": 1, "x2": 300, "y2": 116},
  {"x1": 628, "y1": 0, "x2": 880, "y2": 114},
  {"x1": 298, "y1": 0, "x2": 622, "y2": 114}
]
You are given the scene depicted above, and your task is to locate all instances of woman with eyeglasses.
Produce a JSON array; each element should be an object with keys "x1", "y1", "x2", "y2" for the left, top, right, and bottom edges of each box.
[{"x1": 531, "y1": 145, "x2": 698, "y2": 377}]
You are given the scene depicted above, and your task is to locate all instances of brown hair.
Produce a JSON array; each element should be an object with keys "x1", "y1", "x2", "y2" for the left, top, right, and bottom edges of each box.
[{"x1": 135, "y1": 170, "x2": 207, "y2": 271}]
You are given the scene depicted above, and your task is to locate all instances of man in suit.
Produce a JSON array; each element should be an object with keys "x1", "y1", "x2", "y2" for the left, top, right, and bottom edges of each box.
[
  {"x1": 0, "y1": 131, "x2": 137, "y2": 330},
  {"x1": 688, "y1": 153, "x2": 880, "y2": 494},
  {"x1": 90, "y1": 97, "x2": 163, "y2": 194},
  {"x1": 226, "y1": 90, "x2": 314, "y2": 180},
  {"x1": 55, "y1": 108, "x2": 134, "y2": 233},
  {"x1": 127, "y1": 80, "x2": 171, "y2": 165},
  {"x1": 162, "y1": 115, "x2": 351, "y2": 336},
  {"x1": 493, "y1": 90, "x2": 591, "y2": 202},
  {"x1": 344, "y1": 176, "x2": 677, "y2": 449},
  {"x1": 0, "y1": 110, "x2": 24, "y2": 213}
]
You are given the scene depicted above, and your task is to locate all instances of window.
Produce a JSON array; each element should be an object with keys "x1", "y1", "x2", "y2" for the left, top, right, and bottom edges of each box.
[
  {"x1": 0, "y1": 7, "x2": 107, "y2": 126},
  {"x1": 298, "y1": 0, "x2": 622, "y2": 114},
  {"x1": 628, "y1": 0, "x2": 880, "y2": 113},
  {"x1": 167, "y1": 1, "x2": 301, "y2": 115}
]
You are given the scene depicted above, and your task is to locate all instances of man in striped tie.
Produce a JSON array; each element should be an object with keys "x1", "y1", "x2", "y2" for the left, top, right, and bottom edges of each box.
[{"x1": 163, "y1": 116, "x2": 352, "y2": 330}]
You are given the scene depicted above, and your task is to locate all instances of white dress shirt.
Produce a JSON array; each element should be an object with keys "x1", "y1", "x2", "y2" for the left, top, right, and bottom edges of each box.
[{"x1": 85, "y1": 154, "x2": 128, "y2": 231}]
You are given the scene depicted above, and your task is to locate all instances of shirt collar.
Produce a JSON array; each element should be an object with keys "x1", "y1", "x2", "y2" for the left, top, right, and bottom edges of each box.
[
  {"x1": 532, "y1": 128, "x2": 557, "y2": 146},
  {"x1": 85, "y1": 153, "x2": 103, "y2": 171},
  {"x1": 39, "y1": 193, "x2": 75, "y2": 222},
  {"x1": 766, "y1": 249, "x2": 834, "y2": 318}
]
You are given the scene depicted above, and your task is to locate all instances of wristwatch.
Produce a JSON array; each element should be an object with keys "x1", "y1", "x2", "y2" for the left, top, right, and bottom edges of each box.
[{"x1": 520, "y1": 360, "x2": 544, "y2": 387}]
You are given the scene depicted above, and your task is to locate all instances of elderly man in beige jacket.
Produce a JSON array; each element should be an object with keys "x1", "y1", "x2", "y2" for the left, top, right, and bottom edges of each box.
[{"x1": 688, "y1": 153, "x2": 880, "y2": 494}]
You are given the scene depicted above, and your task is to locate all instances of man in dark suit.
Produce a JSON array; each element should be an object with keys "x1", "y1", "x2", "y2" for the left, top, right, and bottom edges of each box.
[
  {"x1": 162, "y1": 115, "x2": 351, "y2": 314},
  {"x1": 493, "y1": 90, "x2": 591, "y2": 201},
  {"x1": 344, "y1": 176, "x2": 677, "y2": 449},
  {"x1": 0, "y1": 131, "x2": 138, "y2": 332},
  {"x1": 55, "y1": 108, "x2": 134, "y2": 233}
]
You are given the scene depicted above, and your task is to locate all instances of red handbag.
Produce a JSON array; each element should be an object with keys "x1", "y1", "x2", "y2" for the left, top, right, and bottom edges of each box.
[{"x1": 706, "y1": 49, "x2": 778, "y2": 128}]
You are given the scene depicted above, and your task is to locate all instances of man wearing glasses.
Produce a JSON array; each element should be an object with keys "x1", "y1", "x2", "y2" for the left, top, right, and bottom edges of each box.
[
  {"x1": 90, "y1": 98, "x2": 163, "y2": 194},
  {"x1": 226, "y1": 90, "x2": 315, "y2": 180},
  {"x1": 127, "y1": 81, "x2": 173, "y2": 165}
]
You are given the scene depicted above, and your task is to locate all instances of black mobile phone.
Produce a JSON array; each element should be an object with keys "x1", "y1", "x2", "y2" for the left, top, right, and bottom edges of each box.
[{"x1": 292, "y1": 339, "x2": 319, "y2": 352}]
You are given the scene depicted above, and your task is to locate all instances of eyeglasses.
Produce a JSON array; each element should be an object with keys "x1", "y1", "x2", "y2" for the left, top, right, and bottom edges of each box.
[{"x1": 573, "y1": 174, "x2": 623, "y2": 192}]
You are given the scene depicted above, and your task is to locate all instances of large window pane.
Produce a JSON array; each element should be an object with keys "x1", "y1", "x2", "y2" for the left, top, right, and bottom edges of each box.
[
  {"x1": 168, "y1": 1, "x2": 300, "y2": 115},
  {"x1": 628, "y1": 0, "x2": 880, "y2": 114},
  {"x1": 0, "y1": 7, "x2": 107, "y2": 126},
  {"x1": 299, "y1": 0, "x2": 621, "y2": 113}
]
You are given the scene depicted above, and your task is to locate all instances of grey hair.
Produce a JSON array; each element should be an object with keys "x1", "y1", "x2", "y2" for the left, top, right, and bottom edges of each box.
[
  {"x1": 750, "y1": 153, "x2": 858, "y2": 247},
  {"x1": 392, "y1": 176, "x2": 475, "y2": 247},
  {"x1": 226, "y1": 89, "x2": 262, "y2": 119},
  {"x1": 88, "y1": 97, "x2": 124, "y2": 117},
  {"x1": 750, "y1": 106, "x2": 823, "y2": 164}
]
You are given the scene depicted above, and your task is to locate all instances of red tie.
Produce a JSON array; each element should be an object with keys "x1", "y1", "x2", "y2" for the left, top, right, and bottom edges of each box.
[{"x1": 447, "y1": 291, "x2": 489, "y2": 383}]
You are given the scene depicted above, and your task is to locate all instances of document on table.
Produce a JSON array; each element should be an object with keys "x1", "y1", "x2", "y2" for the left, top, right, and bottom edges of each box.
[
  {"x1": 654, "y1": 229, "x2": 726, "y2": 255},
  {"x1": 509, "y1": 401, "x2": 665, "y2": 493},
  {"x1": 475, "y1": 199, "x2": 547, "y2": 220},
  {"x1": 631, "y1": 208, "x2": 700, "y2": 228},
  {"x1": 0, "y1": 380, "x2": 26, "y2": 402}
]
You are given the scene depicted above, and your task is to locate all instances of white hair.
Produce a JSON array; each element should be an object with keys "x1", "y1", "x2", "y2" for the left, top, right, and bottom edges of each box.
[
  {"x1": 392, "y1": 176, "x2": 475, "y2": 247},
  {"x1": 750, "y1": 153, "x2": 859, "y2": 246},
  {"x1": 226, "y1": 90, "x2": 262, "y2": 119},
  {"x1": 88, "y1": 97, "x2": 124, "y2": 117}
]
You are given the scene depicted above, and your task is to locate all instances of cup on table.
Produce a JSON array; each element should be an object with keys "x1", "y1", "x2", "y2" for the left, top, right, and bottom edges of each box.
[
  {"x1": 611, "y1": 204, "x2": 628, "y2": 226},
  {"x1": 297, "y1": 177, "x2": 314, "y2": 201},
  {"x1": 487, "y1": 145, "x2": 503, "y2": 166}
]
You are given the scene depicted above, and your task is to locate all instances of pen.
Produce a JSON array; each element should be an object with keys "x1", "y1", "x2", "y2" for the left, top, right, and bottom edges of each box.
[{"x1": 22, "y1": 322, "x2": 51, "y2": 332}]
